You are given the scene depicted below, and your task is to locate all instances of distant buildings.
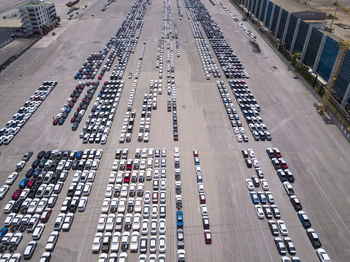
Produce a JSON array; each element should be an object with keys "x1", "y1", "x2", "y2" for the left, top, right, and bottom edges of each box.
[{"x1": 18, "y1": 0, "x2": 57, "y2": 36}]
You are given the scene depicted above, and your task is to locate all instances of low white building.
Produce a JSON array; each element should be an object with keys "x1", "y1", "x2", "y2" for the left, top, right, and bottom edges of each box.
[{"x1": 18, "y1": 0, "x2": 57, "y2": 36}]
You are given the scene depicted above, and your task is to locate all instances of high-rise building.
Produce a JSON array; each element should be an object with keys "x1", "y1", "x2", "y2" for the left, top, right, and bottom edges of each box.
[{"x1": 18, "y1": 0, "x2": 57, "y2": 36}]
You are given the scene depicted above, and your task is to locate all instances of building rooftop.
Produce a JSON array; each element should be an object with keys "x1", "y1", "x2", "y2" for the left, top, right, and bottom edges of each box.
[
  {"x1": 271, "y1": 0, "x2": 350, "y2": 41},
  {"x1": 21, "y1": 0, "x2": 48, "y2": 8},
  {"x1": 0, "y1": 18, "x2": 22, "y2": 28}
]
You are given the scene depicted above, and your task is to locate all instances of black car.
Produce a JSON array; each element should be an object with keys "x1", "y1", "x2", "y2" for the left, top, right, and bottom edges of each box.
[
  {"x1": 101, "y1": 233, "x2": 111, "y2": 253},
  {"x1": 72, "y1": 160, "x2": 79, "y2": 170},
  {"x1": 32, "y1": 159, "x2": 40, "y2": 169},
  {"x1": 306, "y1": 228, "x2": 322, "y2": 248},
  {"x1": 12, "y1": 199, "x2": 24, "y2": 213},
  {"x1": 69, "y1": 199, "x2": 79, "y2": 213},
  {"x1": 290, "y1": 195, "x2": 302, "y2": 211},
  {"x1": 44, "y1": 151, "x2": 51, "y2": 159},
  {"x1": 37, "y1": 151, "x2": 45, "y2": 159},
  {"x1": 245, "y1": 158, "x2": 252, "y2": 168},
  {"x1": 26, "y1": 168, "x2": 34, "y2": 178}
]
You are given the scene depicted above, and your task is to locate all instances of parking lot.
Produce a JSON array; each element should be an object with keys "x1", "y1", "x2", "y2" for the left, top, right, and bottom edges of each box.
[{"x1": 0, "y1": 0, "x2": 349, "y2": 261}]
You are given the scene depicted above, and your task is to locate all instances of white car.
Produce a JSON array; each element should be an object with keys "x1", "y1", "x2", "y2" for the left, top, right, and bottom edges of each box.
[
  {"x1": 118, "y1": 252, "x2": 127, "y2": 262},
  {"x1": 62, "y1": 213, "x2": 74, "y2": 232},
  {"x1": 101, "y1": 198, "x2": 110, "y2": 214},
  {"x1": 150, "y1": 219, "x2": 157, "y2": 235},
  {"x1": 92, "y1": 232, "x2": 103, "y2": 253},
  {"x1": 144, "y1": 191, "x2": 151, "y2": 204},
  {"x1": 78, "y1": 197, "x2": 88, "y2": 212},
  {"x1": 261, "y1": 179, "x2": 269, "y2": 191},
  {"x1": 130, "y1": 231, "x2": 139, "y2": 253},
  {"x1": 277, "y1": 220, "x2": 288, "y2": 236},
  {"x1": 118, "y1": 198, "x2": 126, "y2": 214},
  {"x1": 149, "y1": 236, "x2": 157, "y2": 254},
  {"x1": 159, "y1": 219, "x2": 166, "y2": 235},
  {"x1": 4, "y1": 200, "x2": 15, "y2": 214},
  {"x1": 45, "y1": 231, "x2": 59, "y2": 251},
  {"x1": 135, "y1": 197, "x2": 142, "y2": 213},
  {"x1": 83, "y1": 183, "x2": 92, "y2": 196},
  {"x1": 97, "y1": 214, "x2": 107, "y2": 232},
  {"x1": 32, "y1": 223, "x2": 45, "y2": 240},
  {"x1": 143, "y1": 204, "x2": 150, "y2": 219},
  {"x1": 265, "y1": 191, "x2": 275, "y2": 204},
  {"x1": 159, "y1": 235, "x2": 166, "y2": 253},
  {"x1": 254, "y1": 205, "x2": 264, "y2": 219},
  {"x1": 6, "y1": 172, "x2": 18, "y2": 185},
  {"x1": 53, "y1": 213, "x2": 65, "y2": 231},
  {"x1": 245, "y1": 179, "x2": 254, "y2": 191},
  {"x1": 198, "y1": 183, "x2": 204, "y2": 193},
  {"x1": 0, "y1": 185, "x2": 10, "y2": 199},
  {"x1": 109, "y1": 173, "x2": 116, "y2": 184},
  {"x1": 248, "y1": 149, "x2": 255, "y2": 158},
  {"x1": 252, "y1": 158, "x2": 259, "y2": 168},
  {"x1": 133, "y1": 214, "x2": 141, "y2": 231},
  {"x1": 283, "y1": 182, "x2": 294, "y2": 196},
  {"x1": 141, "y1": 219, "x2": 149, "y2": 235},
  {"x1": 151, "y1": 204, "x2": 158, "y2": 219},
  {"x1": 106, "y1": 214, "x2": 115, "y2": 232},
  {"x1": 105, "y1": 185, "x2": 113, "y2": 198},
  {"x1": 178, "y1": 249, "x2": 186, "y2": 261},
  {"x1": 316, "y1": 248, "x2": 331, "y2": 262},
  {"x1": 110, "y1": 232, "x2": 121, "y2": 252}
]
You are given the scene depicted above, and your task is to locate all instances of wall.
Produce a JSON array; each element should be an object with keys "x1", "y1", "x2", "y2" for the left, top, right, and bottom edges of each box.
[{"x1": 244, "y1": 0, "x2": 350, "y2": 105}]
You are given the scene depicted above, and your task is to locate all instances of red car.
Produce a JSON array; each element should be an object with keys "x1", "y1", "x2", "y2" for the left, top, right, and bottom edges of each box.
[
  {"x1": 278, "y1": 158, "x2": 288, "y2": 169},
  {"x1": 40, "y1": 209, "x2": 52, "y2": 223},
  {"x1": 12, "y1": 189, "x2": 23, "y2": 200},
  {"x1": 123, "y1": 172, "x2": 130, "y2": 183},
  {"x1": 199, "y1": 193, "x2": 206, "y2": 204},
  {"x1": 204, "y1": 230, "x2": 212, "y2": 244},
  {"x1": 53, "y1": 119, "x2": 58, "y2": 125},
  {"x1": 126, "y1": 160, "x2": 133, "y2": 171},
  {"x1": 193, "y1": 149, "x2": 199, "y2": 157},
  {"x1": 273, "y1": 148, "x2": 282, "y2": 158},
  {"x1": 98, "y1": 75, "x2": 103, "y2": 80},
  {"x1": 71, "y1": 117, "x2": 76, "y2": 123},
  {"x1": 27, "y1": 178, "x2": 36, "y2": 188},
  {"x1": 152, "y1": 192, "x2": 158, "y2": 204}
]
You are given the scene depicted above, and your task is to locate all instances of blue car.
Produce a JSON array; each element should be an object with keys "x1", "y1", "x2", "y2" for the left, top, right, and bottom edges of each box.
[
  {"x1": 250, "y1": 192, "x2": 259, "y2": 204},
  {"x1": 177, "y1": 211, "x2": 183, "y2": 228},
  {"x1": 33, "y1": 168, "x2": 41, "y2": 178},
  {"x1": 19, "y1": 178, "x2": 29, "y2": 189},
  {"x1": 257, "y1": 191, "x2": 267, "y2": 204},
  {"x1": 0, "y1": 228, "x2": 8, "y2": 241},
  {"x1": 76, "y1": 151, "x2": 83, "y2": 160}
]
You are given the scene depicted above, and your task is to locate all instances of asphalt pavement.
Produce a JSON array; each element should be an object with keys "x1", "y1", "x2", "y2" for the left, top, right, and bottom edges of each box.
[{"x1": 0, "y1": 0, "x2": 349, "y2": 261}]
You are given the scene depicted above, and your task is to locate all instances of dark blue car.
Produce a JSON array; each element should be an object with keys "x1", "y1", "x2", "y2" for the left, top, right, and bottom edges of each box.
[{"x1": 0, "y1": 227, "x2": 8, "y2": 241}]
